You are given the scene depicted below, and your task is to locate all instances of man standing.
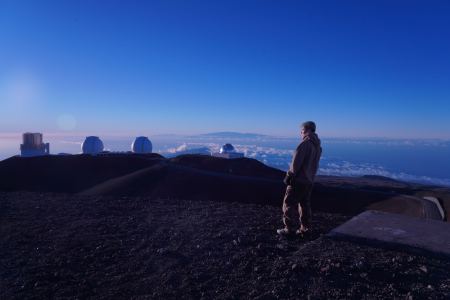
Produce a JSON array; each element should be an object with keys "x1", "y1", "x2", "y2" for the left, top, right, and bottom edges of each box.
[{"x1": 277, "y1": 121, "x2": 322, "y2": 236}]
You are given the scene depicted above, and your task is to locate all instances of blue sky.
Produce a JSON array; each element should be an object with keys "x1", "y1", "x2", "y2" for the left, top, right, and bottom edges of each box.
[{"x1": 1, "y1": 0, "x2": 449, "y2": 138}]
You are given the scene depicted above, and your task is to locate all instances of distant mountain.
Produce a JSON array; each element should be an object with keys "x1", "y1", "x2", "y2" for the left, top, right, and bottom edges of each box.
[{"x1": 195, "y1": 132, "x2": 269, "y2": 139}]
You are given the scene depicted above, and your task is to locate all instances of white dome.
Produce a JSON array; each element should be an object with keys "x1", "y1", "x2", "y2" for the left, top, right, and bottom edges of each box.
[
  {"x1": 132, "y1": 136, "x2": 152, "y2": 153},
  {"x1": 219, "y1": 143, "x2": 236, "y2": 154},
  {"x1": 82, "y1": 136, "x2": 104, "y2": 155}
]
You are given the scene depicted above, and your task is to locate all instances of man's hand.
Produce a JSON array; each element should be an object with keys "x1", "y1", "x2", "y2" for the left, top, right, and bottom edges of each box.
[{"x1": 283, "y1": 172, "x2": 293, "y2": 186}]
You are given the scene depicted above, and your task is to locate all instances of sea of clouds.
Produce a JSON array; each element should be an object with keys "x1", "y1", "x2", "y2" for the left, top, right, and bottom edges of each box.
[{"x1": 159, "y1": 140, "x2": 450, "y2": 187}]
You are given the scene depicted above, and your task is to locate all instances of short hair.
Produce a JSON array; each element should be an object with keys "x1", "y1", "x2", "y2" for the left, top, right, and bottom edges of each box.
[{"x1": 301, "y1": 121, "x2": 316, "y2": 133}]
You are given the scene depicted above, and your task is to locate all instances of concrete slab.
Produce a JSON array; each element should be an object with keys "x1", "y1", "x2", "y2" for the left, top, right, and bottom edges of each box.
[
  {"x1": 366, "y1": 194, "x2": 443, "y2": 221},
  {"x1": 419, "y1": 196, "x2": 444, "y2": 220},
  {"x1": 327, "y1": 210, "x2": 450, "y2": 259},
  {"x1": 423, "y1": 196, "x2": 445, "y2": 220}
]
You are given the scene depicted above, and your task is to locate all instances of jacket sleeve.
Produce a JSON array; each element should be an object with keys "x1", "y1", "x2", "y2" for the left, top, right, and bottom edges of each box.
[{"x1": 288, "y1": 142, "x2": 311, "y2": 177}]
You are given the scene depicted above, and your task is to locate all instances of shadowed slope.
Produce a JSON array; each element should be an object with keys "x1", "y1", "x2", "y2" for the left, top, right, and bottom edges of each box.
[
  {"x1": 79, "y1": 162, "x2": 285, "y2": 206},
  {"x1": 0, "y1": 154, "x2": 447, "y2": 219},
  {"x1": 0, "y1": 154, "x2": 164, "y2": 193},
  {"x1": 169, "y1": 154, "x2": 284, "y2": 179},
  {"x1": 79, "y1": 159, "x2": 436, "y2": 218}
]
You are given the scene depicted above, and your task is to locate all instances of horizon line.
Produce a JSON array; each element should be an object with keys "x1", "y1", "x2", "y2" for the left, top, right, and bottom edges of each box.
[{"x1": 0, "y1": 131, "x2": 450, "y2": 141}]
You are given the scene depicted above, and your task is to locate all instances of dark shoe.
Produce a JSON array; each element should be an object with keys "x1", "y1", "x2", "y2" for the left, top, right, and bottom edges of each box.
[
  {"x1": 277, "y1": 228, "x2": 295, "y2": 236},
  {"x1": 296, "y1": 225, "x2": 310, "y2": 236}
]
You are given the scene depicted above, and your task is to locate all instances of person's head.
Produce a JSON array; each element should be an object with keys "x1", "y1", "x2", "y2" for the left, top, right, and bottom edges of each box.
[{"x1": 301, "y1": 121, "x2": 316, "y2": 138}]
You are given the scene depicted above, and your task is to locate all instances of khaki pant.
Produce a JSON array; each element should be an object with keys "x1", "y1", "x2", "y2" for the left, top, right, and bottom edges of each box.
[{"x1": 282, "y1": 183, "x2": 313, "y2": 231}]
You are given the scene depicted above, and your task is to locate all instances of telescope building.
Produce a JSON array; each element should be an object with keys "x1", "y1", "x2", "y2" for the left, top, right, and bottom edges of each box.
[{"x1": 20, "y1": 133, "x2": 50, "y2": 157}]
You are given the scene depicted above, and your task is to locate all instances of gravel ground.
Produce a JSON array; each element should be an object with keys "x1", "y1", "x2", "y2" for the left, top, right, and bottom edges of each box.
[{"x1": 1, "y1": 192, "x2": 449, "y2": 299}]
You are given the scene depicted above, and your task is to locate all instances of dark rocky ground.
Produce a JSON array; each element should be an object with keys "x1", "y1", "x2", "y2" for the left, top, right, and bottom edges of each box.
[{"x1": 1, "y1": 192, "x2": 449, "y2": 299}]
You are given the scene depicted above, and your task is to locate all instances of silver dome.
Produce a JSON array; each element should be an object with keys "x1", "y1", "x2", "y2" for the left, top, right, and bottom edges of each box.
[
  {"x1": 81, "y1": 136, "x2": 104, "y2": 155},
  {"x1": 219, "y1": 143, "x2": 236, "y2": 154},
  {"x1": 132, "y1": 136, "x2": 152, "y2": 153}
]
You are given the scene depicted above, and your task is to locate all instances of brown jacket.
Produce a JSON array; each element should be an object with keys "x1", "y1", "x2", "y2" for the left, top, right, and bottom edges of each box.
[{"x1": 287, "y1": 133, "x2": 322, "y2": 184}]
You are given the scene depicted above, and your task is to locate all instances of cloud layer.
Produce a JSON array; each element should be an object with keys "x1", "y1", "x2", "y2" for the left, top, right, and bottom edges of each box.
[{"x1": 161, "y1": 141, "x2": 450, "y2": 187}]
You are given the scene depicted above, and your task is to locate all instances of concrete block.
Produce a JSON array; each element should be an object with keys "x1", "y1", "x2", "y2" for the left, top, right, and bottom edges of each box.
[{"x1": 327, "y1": 210, "x2": 450, "y2": 259}]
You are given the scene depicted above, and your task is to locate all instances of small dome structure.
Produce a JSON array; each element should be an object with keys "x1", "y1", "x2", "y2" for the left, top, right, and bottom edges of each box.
[
  {"x1": 82, "y1": 136, "x2": 104, "y2": 155},
  {"x1": 219, "y1": 143, "x2": 236, "y2": 154},
  {"x1": 131, "y1": 136, "x2": 153, "y2": 153}
]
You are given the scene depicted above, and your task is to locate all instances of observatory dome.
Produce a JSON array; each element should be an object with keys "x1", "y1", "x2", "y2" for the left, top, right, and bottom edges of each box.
[
  {"x1": 82, "y1": 136, "x2": 104, "y2": 155},
  {"x1": 219, "y1": 143, "x2": 236, "y2": 154},
  {"x1": 132, "y1": 136, "x2": 153, "y2": 153}
]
